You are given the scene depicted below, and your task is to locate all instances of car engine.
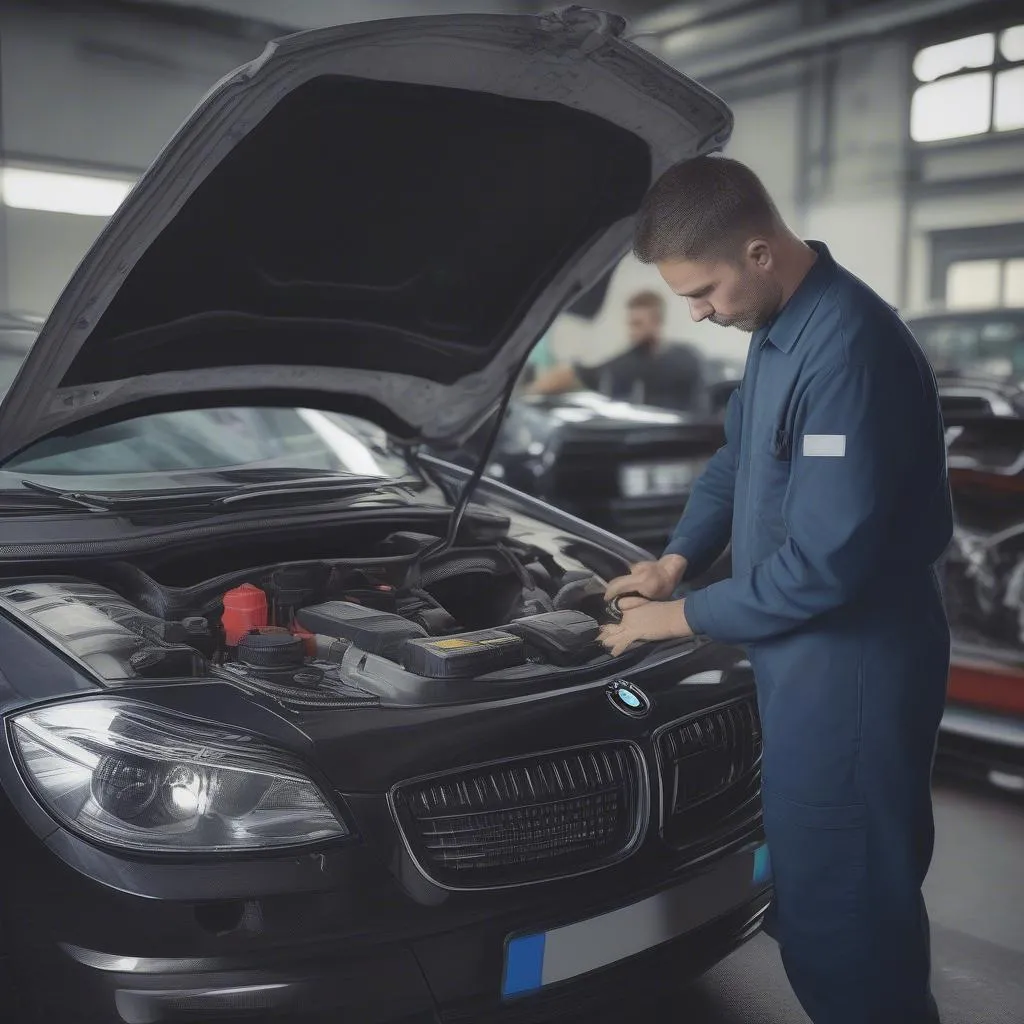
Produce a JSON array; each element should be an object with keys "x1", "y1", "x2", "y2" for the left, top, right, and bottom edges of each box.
[{"x1": 0, "y1": 531, "x2": 624, "y2": 705}]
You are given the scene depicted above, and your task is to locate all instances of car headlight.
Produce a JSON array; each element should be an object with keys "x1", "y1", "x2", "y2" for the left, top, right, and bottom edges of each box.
[{"x1": 8, "y1": 698, "x2": 349, "y2": 853}]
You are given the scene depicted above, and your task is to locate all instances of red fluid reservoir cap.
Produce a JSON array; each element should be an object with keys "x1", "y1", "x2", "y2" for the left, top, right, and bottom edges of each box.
[
  {"x1": 222, "y1": 584, "x2": 268, "y2": 646},
  {"x1": 290, "y1": 623, "x2": 317, "y2": 657}
]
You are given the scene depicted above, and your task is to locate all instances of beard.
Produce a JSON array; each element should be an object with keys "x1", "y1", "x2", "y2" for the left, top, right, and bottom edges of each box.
[
  {"x1": 711, "y1": 311, "x2": 767, "y2": 332},
  {"x1": 709, "y1": 277, "x2": 782, "y2": 333}
]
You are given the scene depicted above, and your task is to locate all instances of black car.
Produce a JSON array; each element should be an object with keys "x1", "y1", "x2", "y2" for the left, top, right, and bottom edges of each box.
[
  {"x1": 0, "y1": 11, "x2": 769, "y2": 1024},
  {"x1": 907, "y1": 308, "x2": 1024, "y2": 386},
  {"x1": 448, "y1": 389, "x2": 728, "y2": 554}
]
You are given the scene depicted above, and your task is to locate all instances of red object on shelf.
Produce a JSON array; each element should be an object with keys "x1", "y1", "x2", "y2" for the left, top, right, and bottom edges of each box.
[{"x1": 222, "y1": 584, "x2": 268, "y2": 645}]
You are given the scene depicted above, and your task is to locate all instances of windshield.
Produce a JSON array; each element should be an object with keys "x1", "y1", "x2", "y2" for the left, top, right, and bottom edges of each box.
[
  {"x1": 911, "y1": 313, "x2": 1024, "y2": 381},
  {"x1": 0, "y1": 327, "x2": 413, "y2": 491},
  {"x1": 0, "y1": 407, "x2": 414, "y2": 492}
]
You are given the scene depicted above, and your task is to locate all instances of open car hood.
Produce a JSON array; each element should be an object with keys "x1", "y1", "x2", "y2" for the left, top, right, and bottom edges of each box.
[{"x1": 0, "y1": 7, "x2": 731, "y2": 462}]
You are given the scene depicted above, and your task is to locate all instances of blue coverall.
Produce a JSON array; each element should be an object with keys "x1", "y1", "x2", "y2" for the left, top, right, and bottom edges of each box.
[{"x1": 671, "y1": 242, "x2": 953, "y2": 1024}]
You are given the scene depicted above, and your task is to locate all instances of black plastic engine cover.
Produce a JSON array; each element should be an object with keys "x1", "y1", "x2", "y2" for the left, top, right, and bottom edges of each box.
[
  {"x1": 296, "y1": 601, "x2": 427, "y2": 660},
  {"x1": 507, "y1": 610, "x2": 601, "y2": 666}
]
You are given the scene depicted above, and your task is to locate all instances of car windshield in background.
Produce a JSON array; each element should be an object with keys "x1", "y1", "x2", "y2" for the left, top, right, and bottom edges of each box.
[
  {"x1": 912, "y1": 313, "x2": 1024, "y2": 380},
  {"x1": 0, "y1": 406, "x2": 414, "y2": 492}
]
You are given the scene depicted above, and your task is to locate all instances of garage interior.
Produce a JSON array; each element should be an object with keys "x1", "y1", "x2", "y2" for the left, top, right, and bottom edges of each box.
[{"x1": 0, "y1": 1, "x2": 1022, "y2": 1023}]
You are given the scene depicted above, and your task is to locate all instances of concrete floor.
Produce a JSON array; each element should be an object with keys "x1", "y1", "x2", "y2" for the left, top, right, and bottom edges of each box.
[{"x1": 609, "y1": 777, "x2": 1024, "y2": 1023}]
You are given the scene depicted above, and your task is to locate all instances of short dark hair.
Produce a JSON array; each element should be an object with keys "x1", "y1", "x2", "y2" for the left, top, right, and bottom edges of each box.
[
  {"x1": 633, "y1": 155, "x2": 781, "y2": 265},
  {"x1": 626, "y1": 290, "x2": 665, "y2": 319}
]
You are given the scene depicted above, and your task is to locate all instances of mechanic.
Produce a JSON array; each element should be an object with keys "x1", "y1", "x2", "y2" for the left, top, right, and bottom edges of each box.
[
  {"x1": 527, "y1": 290, "x2": 706, "y2": 411},
  {"x1": 600, "y1": 155, "x2": 953, "y2": 1024}
]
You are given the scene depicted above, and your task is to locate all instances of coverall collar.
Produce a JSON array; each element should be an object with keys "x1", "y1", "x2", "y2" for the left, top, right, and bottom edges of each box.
[{"x1": 760, "y1": 240, "x2": 835, "y2": 354}]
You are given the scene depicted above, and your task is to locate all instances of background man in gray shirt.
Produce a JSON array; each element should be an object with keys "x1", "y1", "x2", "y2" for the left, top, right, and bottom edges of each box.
[{"x1": 529, "y1": 290, "x2": 705, "y2": 412}]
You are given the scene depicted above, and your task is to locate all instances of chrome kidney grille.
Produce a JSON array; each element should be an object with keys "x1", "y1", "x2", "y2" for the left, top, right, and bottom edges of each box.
[
  {"x1": 391, "y1": 743, "x2": 645, "y2": 888},
  {"x1": 657, "y1": 698, "x2": 762, "y2": 851}
]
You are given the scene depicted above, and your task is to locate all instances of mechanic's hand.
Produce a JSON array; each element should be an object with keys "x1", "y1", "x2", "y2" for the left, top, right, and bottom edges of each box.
[
  {"x1": 604, "y1": 555, "x2": 688, "y2": 603},
  {"x1": 599, "y1": 599, "x2": 693, "y2": 657}
]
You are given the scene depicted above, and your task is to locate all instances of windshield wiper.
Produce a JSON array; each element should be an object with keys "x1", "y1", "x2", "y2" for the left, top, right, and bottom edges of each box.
[
  {"x1": 18, "y1": 475, "x2": 422, "y2": 513},
  {"x1": 207, "y1": 475, "x2": 422, "y2": 507},
  {"x1": 18, "y1": 480, "x2": 120, "y2": 511}
]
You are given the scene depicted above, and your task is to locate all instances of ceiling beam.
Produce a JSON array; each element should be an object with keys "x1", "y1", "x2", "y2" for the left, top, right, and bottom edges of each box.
[{"x1": 661, "y1": 0, "x2": 1017, "y2": 80}]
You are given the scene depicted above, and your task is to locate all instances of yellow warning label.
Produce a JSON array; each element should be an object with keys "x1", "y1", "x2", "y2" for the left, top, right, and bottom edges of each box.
[{"x1": 428, "y1": 635, "x2": 518, "y2": 650}]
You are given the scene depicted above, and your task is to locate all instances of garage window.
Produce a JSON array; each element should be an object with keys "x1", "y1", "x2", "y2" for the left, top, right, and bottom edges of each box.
[
  {"x1": 911, "y1": 25, "x2": 1024, "y2": 141},
  {"x1": 947, "y1": 258, "x2": 1024, "y2": 309}
]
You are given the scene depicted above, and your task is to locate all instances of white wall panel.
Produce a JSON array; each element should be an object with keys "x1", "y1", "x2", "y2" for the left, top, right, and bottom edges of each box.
[
  {"x1": 1, "y1": 6, "x2": 259, "y2": 171},
  {"x1": 0, "y1": 5, "x2": 258, "y2": 314},
  {"x1": 5, "y1": 209, "x2": 105, "y2": 317}
]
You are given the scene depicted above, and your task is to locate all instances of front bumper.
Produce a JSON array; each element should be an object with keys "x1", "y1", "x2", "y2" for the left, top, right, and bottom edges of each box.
[
  {"x1": 6, "y1": 819, "x2": 768, "y2": 1024},
  {"x1": 1, "y1": 618, "x2": 766, "y2": 1022}
]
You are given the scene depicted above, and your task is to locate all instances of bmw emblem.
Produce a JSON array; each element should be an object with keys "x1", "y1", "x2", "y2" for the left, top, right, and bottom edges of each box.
[{"x1": 607, "y1": 680, "x2": 650, "y2": 718}]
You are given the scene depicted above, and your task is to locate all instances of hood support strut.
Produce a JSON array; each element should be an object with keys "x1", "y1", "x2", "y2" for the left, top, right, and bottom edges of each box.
[{"x1": 428, "y1": 366, "x2": 525, "y2": 559}]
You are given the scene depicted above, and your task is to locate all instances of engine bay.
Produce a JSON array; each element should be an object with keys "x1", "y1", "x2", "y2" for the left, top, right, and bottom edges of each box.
[{"x1": 0, "y1": 531, "x2": 626, "y2": 705}]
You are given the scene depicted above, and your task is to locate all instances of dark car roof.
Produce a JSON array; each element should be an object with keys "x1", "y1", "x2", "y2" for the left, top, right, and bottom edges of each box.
[{"x1": 906, "y1": 309, "x2": 1024, "y2": 325}]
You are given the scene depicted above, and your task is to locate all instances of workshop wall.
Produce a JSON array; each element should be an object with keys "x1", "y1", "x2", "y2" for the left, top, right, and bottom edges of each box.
[
  {"x1": 801, "y1": 38, "x2": 910, "y2": 310},
  {"x1": 0, "y1": 1, "x2": 261, "y2": 315},
  {"x1": 552, "y1": 1, "x2": 1024, "y2": 370}
]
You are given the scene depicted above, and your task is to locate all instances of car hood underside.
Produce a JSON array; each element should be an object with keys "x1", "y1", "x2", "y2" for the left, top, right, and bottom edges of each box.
[{"x1": 0, "y1": 8, "x2": 731, "y2": 462}]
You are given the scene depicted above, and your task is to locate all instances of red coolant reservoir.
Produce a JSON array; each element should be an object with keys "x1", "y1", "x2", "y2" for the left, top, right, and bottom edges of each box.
[{"x1": 222, "y1": 584, "x2": 268, "y2": 645}]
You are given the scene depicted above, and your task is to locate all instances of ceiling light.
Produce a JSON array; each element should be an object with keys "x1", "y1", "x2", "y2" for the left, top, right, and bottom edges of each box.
[{"x1": 0, "y1": 166, "x2": 135, "y2": 217}]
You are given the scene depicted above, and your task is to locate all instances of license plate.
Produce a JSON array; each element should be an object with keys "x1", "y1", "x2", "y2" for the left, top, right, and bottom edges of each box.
[
  {"x1": 619, "y1": 461, "x2": 695, "y2": 498},
  {"x1": 500, "y1": 843, "x2": 771, "y2": 999}
]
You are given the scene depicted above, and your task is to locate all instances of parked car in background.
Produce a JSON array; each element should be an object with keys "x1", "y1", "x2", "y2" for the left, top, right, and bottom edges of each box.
[
  {"x1": 442, "y1": 389, "x2": 725, "y2": 554},
  {"x1": 0, "y1": 12, "x2": 770, "y2": 1024},
  {"x1": 431, "y1": 339, "x2": 743, "y2": 557},
  {"x1": 907, "y1": 308, "x2": 1024, "y2": 384},
  {"x1": 934, "y1": 389, "x2": 1024, "y2": 793},
  {"x1": 904, "y1": 311, "x2": 1024, "y2": 792}
]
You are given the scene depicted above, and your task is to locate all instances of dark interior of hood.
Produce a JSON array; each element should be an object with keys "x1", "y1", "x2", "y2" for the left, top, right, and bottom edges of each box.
[{"x1": 62, "y1": 75, "x2": 651, "y2": 388}]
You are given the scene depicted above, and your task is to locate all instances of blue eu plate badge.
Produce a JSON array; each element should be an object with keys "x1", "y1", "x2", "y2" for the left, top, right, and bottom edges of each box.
[{"x1": 501, "y1": 843, "x2": 773, "y2": 999}]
